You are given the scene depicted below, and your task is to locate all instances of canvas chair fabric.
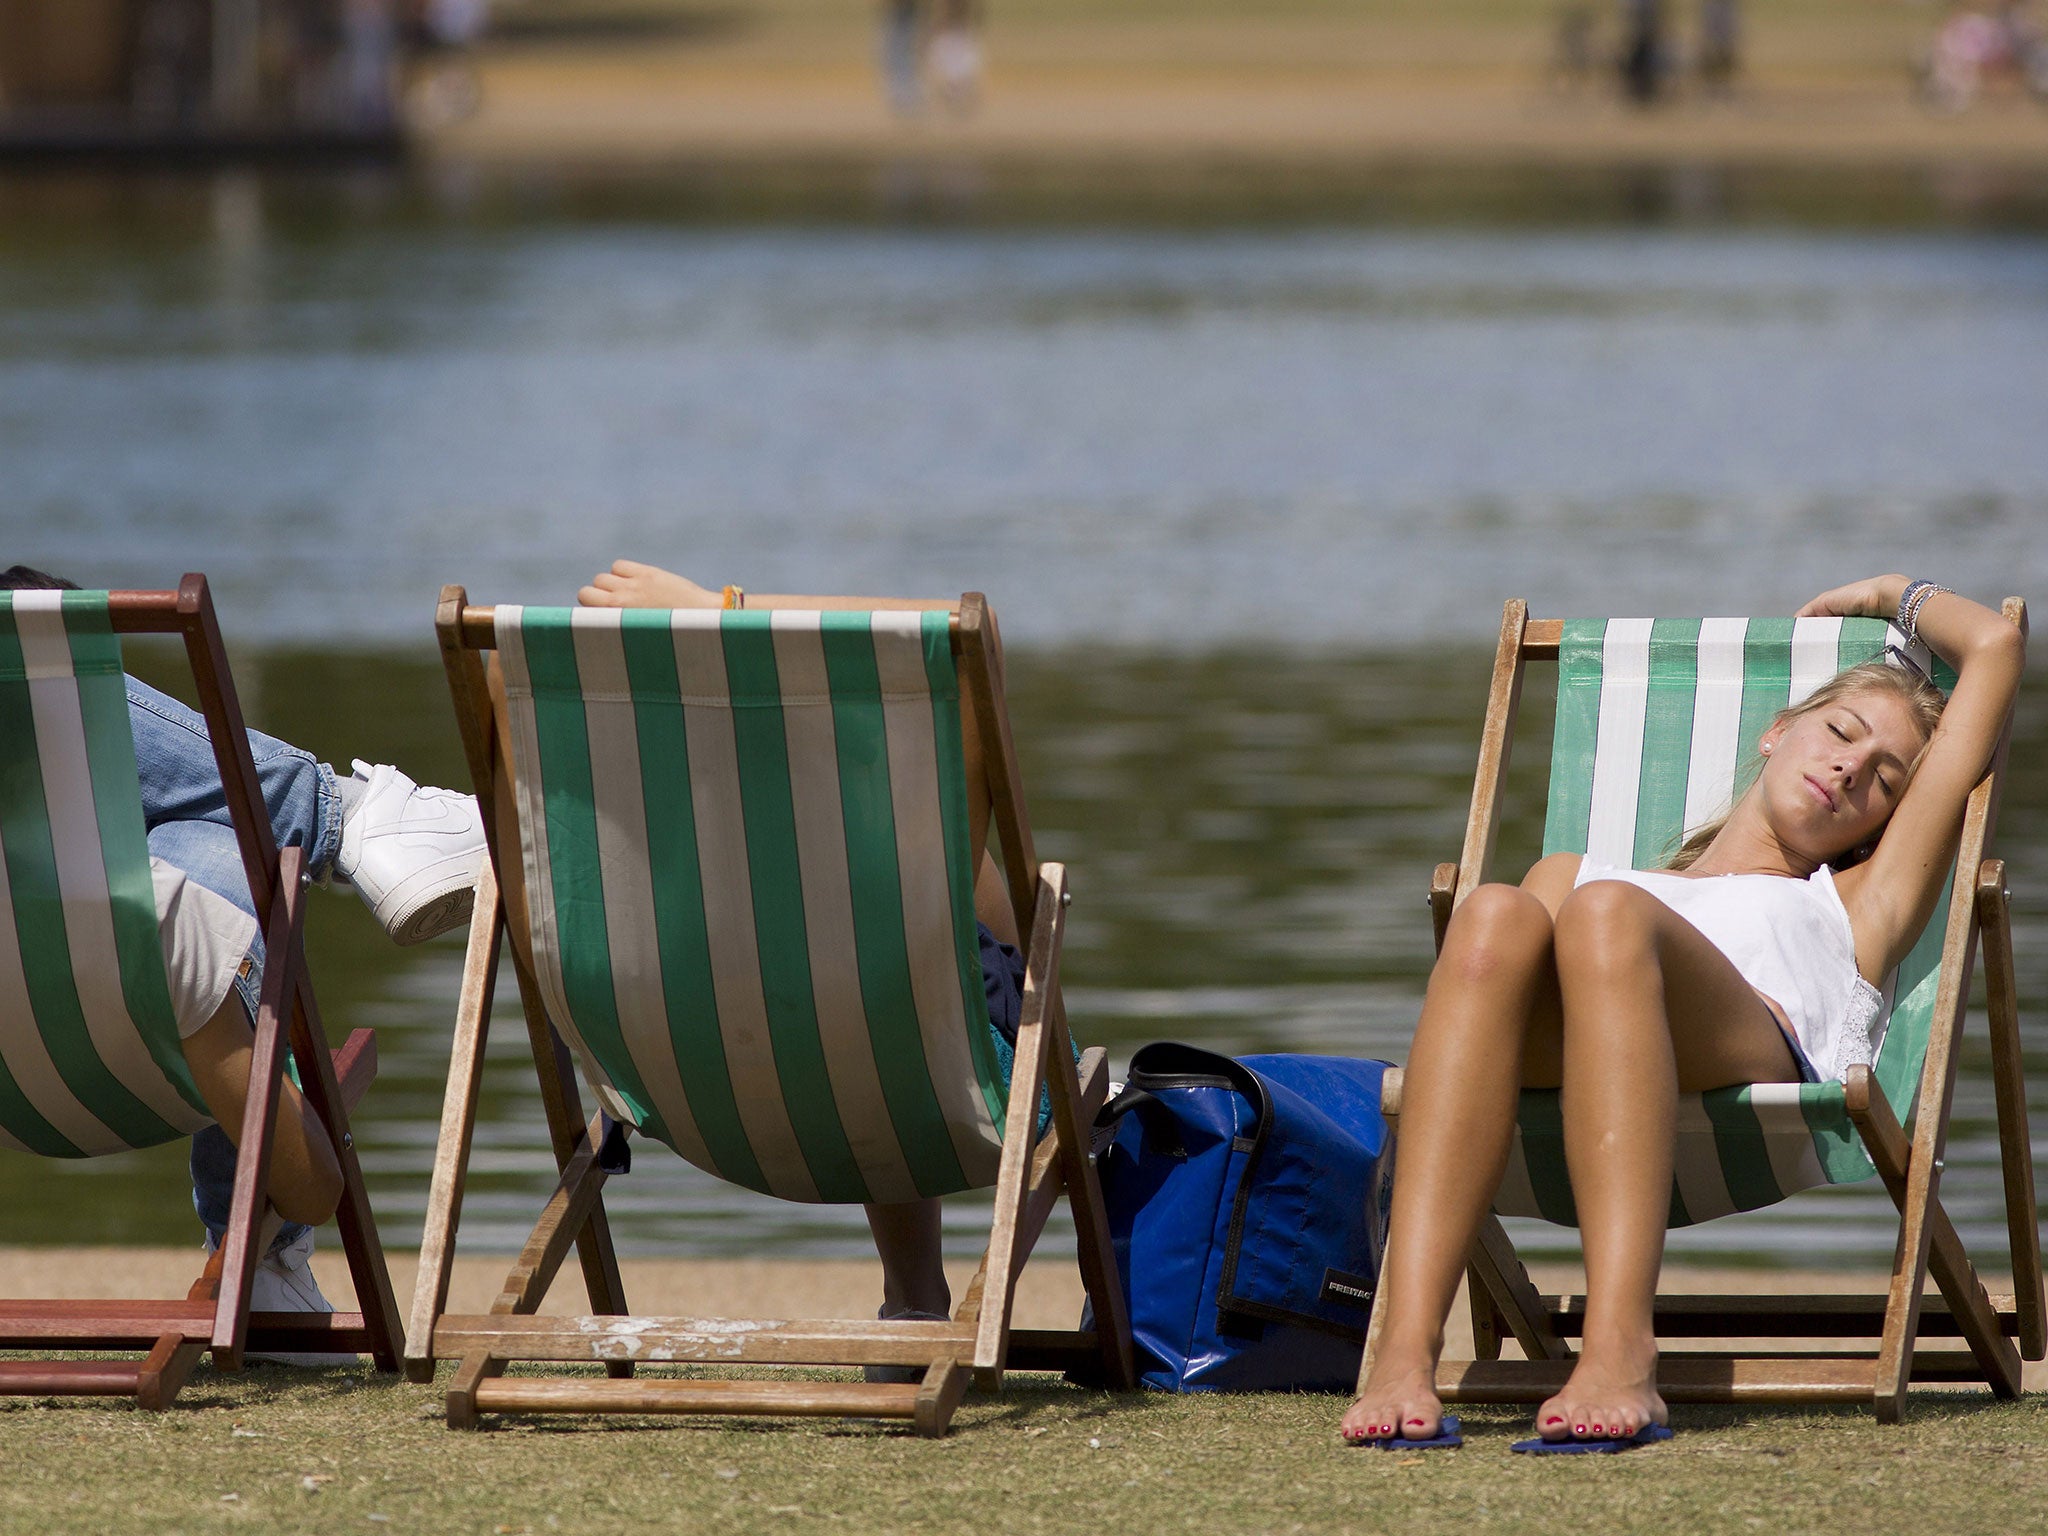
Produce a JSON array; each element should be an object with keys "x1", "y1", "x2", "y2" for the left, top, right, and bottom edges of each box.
[
  {"x1": 0, "y1": 590, "x2": 214, "y2": 1158},
  {"x1": 492, "y1": 604, "x2": 1010, "y2": 1207},
  {"x1": 1496, "y1": 615, "x2": 1958, "y2": 1227}
]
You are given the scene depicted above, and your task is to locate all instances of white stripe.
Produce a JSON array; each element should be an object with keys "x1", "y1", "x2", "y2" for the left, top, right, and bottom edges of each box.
[
  {"x1": 16, "y1": 604, "x2": 200, "y2": 1133},
  {"x1": 569, "y1": 611, "x2": 715, "y2": 1174},
  {"x1": 872, "y1": 612, "x2": 1002, "y2": 1183},
  {"x1": 1585, "y1": 618, "x2": 1653, "y2": 869},
  {"x1": 1682, "y1": 617, "x2": 1750, "y2": 836},
  {"x1": 1670, "y1": 1098, "x2": 1737, "y2": 1223},
  {"x1": 1788, "y1": 616, "x2": 1843, "y2": 706},
  {"x1": 671, "y1": 618, "x2": 819, "y2": 1202},
  {"x1": 0, "y1": 816, "x2": 128, "y2": 1155},
  {"x1": 770, "y1": 611, "x2": 921, "y2": 1204}
]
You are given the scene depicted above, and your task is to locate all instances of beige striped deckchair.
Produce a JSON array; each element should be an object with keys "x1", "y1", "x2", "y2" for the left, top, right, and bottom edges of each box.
[
  {"x1": 0, "y1": 576, "x2": 403, "y2": 1408},
  {"x1": 1361, "y1": 599, "x2": 2039, "y2": 1421},
  {"x1": 409, "y1": 589, "x2": 1134, "y2": 1434}
]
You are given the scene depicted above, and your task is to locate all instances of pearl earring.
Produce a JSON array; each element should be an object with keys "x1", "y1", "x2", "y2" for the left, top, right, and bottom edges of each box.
[{"x1": 1761, "y1": 743, "x2": 1773, "y2": 755}]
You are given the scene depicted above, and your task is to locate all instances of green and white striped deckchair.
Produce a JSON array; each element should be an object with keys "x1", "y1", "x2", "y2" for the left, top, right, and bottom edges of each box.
[
  {"x1": 0, "y1": 578, "x2": 403, "y2": 1408},
  {"x1": 1496, "y1": 615, "x2": 1957, "y2": 1230},
  {"x1": 1372, "y1": 599, "x2": 2039, "y2": 1421},
  {"x1": 0, "y1": 590, "x2": 216, "y2": 1162},
  {"x1": 412, "y1": 589, "x2": 1134, "y2": 1436}
]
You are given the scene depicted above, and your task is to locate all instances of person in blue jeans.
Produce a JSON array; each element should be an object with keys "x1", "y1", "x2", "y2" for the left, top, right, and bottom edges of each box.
[{"x1": 6, "y1": 567, "x2": 486, "y2": 1349}]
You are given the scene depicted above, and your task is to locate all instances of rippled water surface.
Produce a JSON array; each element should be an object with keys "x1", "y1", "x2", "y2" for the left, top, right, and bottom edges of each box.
[{"x1": 2, "y1": 173, "x2": 2045, "y2": 1265}]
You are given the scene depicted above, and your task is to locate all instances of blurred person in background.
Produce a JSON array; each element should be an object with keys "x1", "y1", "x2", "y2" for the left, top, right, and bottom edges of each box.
[
  {"x1": 341, "y1": 0, "x2": 399, "y2": 128},
  {"x1": 1548, "y1": 5, "x2": 1600, "y2": 96},
  {"x1": 1696, "y1": 0, "x2": 1739, "y2": 95},
  {"x1": 1620, "y1": 0, "x2": 1667, "y2": 103},
  {"x1": 879, "y1": 0, "x2": 925, "y2": 117},
  {"x1": 406, "y1": 0, "x2": 489, "y2": 125},
  {"x1": 929, "y1": 0, "x2": 984, "y2": 117},
  {"x1": 1923, "y1": 1, "x2": 2048, "y2": 112}
]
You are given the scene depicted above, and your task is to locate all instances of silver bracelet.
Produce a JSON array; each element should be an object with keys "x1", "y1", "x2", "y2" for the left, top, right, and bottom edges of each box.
[{"x1": 1895, "y1": 579, "x2": 1950, "y2": 646}]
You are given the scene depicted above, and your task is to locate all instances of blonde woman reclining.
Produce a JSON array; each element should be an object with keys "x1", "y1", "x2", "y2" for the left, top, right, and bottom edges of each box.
[{"x1": 1342, "y1": 576, "x2": 2022, "y2": 1448}]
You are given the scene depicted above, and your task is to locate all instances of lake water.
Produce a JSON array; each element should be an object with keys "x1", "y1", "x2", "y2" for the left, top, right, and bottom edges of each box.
[{"x1": 2, "y1": 169, "x2": 2044, "y2": 1267}]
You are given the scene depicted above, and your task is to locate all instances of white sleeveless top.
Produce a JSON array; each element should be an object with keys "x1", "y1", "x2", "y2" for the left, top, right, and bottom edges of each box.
[{"x1": 1573, "y1": 857, "x2": 1886, "y2": 1083}]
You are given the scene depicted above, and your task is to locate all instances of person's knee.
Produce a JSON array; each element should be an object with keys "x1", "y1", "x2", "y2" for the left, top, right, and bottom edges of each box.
[
  {"x1": 270, "y1": 1152, "x2": 343, "y2": 1229},
  {"x1": 1437, "y1": 883, "x2": 1552, "y2": 986},
  {"x1": 1553, "y1": 881, "x2": 1661, "y2": 982}
]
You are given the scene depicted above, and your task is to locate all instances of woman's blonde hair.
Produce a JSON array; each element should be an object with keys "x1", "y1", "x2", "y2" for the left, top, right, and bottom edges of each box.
[{"x1": 1665, "y1": 660, "x2": 1946, "y2": 871}]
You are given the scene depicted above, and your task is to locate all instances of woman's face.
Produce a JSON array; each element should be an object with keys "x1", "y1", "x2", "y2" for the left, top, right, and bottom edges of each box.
[{"x1": 1758, "y1": 687, "x2": 1928, "y2": 862}]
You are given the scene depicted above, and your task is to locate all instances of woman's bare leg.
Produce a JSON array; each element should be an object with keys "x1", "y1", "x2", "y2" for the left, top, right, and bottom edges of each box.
[
  {"x1": 1341, "y1": 884, "x2": 1565, "y2": 1442},
  {"x1": 1537, "y1": 880, "x2": 1801, "y2": 1441}
]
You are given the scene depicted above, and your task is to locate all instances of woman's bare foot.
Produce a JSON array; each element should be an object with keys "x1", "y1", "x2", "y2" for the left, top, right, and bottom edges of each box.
[
  {"x1": 1534, "y1": 1342, "x2": 1666, "y2": 1442},
  {"x1": 1340, "y1": 1357, "x2": 1444, "y2": 1445},
  {"x1": 578, "y1": 560, "x2": 722, "y2": 611}
]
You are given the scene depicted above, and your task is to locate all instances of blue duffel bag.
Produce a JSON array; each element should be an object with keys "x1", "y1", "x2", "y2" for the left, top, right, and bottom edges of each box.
[{"x1": 1089, "y1": 1042, "x2": 1394, "y2": 1393}]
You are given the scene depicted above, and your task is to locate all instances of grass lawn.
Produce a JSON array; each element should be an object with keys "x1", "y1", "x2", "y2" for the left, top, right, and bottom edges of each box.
[{"x1": 6, "y1": 1364, "x2": 2046, "y2": 1536}]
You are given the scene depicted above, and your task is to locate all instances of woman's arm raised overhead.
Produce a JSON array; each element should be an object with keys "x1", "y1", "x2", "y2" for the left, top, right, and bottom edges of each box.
[{"x1": 1798, "y1": 575, "x2": 2025, "y2": 977}]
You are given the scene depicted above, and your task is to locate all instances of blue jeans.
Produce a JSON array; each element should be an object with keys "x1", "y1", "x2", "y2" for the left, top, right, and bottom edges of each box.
[{"x1": 129, "y1": 679, "x2": 343, "y2": 1250}]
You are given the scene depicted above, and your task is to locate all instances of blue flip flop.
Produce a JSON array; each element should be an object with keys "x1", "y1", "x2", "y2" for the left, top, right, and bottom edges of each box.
[
  {"x1": 1357, "y1": 1415, "x2": 1463, "y2": 1450},
  {"x1": 1510, "y1": 1423, "x2": 1673, "y2": 1455}
]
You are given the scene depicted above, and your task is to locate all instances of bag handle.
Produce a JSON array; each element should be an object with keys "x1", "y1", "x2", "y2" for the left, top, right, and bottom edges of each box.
[{"x1": 1094, "y1": 1084, "x2": 1187, "y2": 1160}]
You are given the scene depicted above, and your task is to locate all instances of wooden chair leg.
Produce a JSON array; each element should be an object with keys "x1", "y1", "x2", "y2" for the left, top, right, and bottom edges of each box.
[
  {"x1": 1978, "y1": 862, "x2": 2045, "y2": 1359},
  {"x1": 1469, "y1": 1214, "x2": 1573, "y2": 1363},
  {"x1": 447, "y1": 1348, "x2": 499, "y2": 1431},
  {"x1": 135, "y1": 1335, "x2": 207, "y2": 1412},
  {"x1": 1467, "y1": 1265, "x2": 1506, "y2": 1361},
  {"x1": 406, "y1": 868, "x2": 504, "y2": 1383},
  {"x1": 971, "y1": 865, "x2": 1062, "y2": 1378},
  {"x1": 1848, "y1": 1067, "x2": 2021, "y2": 1409},
  {"x1": 914, "y1": 1358, "x2": 971, "y2": 1438},
  {"x1": 505, "y1": 941, "x2": 633, "y2": 1334}
]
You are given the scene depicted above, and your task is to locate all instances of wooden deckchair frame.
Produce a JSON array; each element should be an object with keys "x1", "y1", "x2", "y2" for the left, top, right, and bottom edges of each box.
[
  {"x1": 0, "y1": 574, "x2": 405, "y2": 1408},
  {"x1": 409, "y1": 587, "x2": 1135, "y2": 1434},
  {"x1": 1359, "y1": 597, "x2": 2041, "y2": 1422}
]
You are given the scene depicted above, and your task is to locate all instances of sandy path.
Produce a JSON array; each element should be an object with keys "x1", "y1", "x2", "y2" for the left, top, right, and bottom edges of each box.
[{"x1": 429, "y1": 16, "x2": 2048, "y2": 172}]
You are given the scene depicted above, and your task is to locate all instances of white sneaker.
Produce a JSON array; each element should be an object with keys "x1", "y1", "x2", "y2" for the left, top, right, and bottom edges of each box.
[
  {"x1": 210, "y1": 1228, "x2": 356, "y2": 1367},
  {"x1": 335, "y1": 760, "x2": 485, "y2": 945}
]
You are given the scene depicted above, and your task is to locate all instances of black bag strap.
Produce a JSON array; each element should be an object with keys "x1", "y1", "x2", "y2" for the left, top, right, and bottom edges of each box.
[{"x1": 1094, "y1": 1084, "x2": 1187, "y2": 1159}]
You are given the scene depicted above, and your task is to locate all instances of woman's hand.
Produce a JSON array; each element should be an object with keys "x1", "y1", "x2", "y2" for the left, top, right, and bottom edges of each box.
[
  {"x1": 579, "y1": 560, "x2": 723, "y2": 610},
  {"x1": 1795, "y1": 575, "x2": 1906, "y2": 621}
]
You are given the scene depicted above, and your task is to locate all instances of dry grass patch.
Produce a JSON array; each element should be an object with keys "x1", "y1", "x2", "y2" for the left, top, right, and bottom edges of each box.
[{"x1": 4, "y1": 1361, "x2": 2047, "y2": 1536}]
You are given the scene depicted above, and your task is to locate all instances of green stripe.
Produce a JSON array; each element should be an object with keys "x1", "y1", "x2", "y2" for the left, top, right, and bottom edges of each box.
[
  {"x1": 1734, "y1": 618, "x2": 1793, "y2": 785},
  {"x1": 819, "y1": 613, "x2": 967, "y2": 1198},
  {"x1": 919, "y1": 611, "x2": 1009, "y2": 1130},
  {"x1": 1543, "y1": 619, "x2": 1606, "y2": 857},
  {"x1": 1631, "y1": 617, "x2": 1701, "y2": 868},
  {"x1": 617, "y1": 611, "x2": 764, "y2": 1191},
  {"x1": 1839, "y1": 618, "x2": 1879, "y2": 673},
  {"x1": 1797, "y1": 1082, "x2": 1872, "y2": 1183},
  {"x1": 1516, "y1": 1092, "x2": 1578, "y2": 1225},
  {"x1": 0, "y1": 614, "x2": 172, "y2": 1148},
  {"x1": 1876, "y1": 891, "x2": 1948, "y2": 1113},
  {"x1": 518, "y1": 616, "x2": 668, "y2": 1143},
  {"x1": 61, "y1": 595, "x2": 207, "y2": 1117},
  {"x1": 1699, "y1": 1085, "x2": 1783, "y2": 1214},
  {"x1": 720, "y1": 613, "x2": 868, "y2": 1204}
]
